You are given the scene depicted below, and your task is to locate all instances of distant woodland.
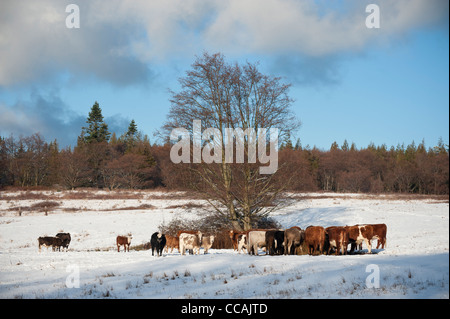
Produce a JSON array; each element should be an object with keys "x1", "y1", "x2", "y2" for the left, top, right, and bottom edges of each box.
[{"x1": 1, "y1": 102, "x2": 448, "y2": 195}]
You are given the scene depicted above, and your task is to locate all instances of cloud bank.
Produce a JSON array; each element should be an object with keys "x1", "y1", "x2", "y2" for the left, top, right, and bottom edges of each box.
[
  {"x1": 0, "y1": 90, "x2": 130, "y2": 148},
  {"x1": 0, "y1": 0, "x2": 447, "y2": 87},
  {"x1": 0, "y1": 0, "x2": 447, "y2": 147}
]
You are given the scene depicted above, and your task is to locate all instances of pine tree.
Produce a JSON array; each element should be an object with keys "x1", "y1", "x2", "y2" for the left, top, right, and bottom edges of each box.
[
  {"x1": 294, "y1": 138, "x2": 302, "y2": 150},
  {"x1": 436, "y1": 137, "x2": 448, "y2": 154},
  {"x1": 126, "y1": 119, "x2": 138, "y2": 138},
  {"x1": 81, "y1": 102, "x2": 110, "y2": 144},
  {"x1": 280, "y1": 132, "x2": 293, "y2": 150},
  {"x1": 120, "y1": 119, "x2": 141, "y2": 152},
  {"x1": 330, "y1": 141, "x2": 339, "y2": 151},
  {"x1": 342, "y1": 139, "x2": 349, "y2": 152}
]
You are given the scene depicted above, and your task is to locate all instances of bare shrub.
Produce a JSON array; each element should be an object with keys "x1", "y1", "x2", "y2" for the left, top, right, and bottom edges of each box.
[
  {"x1": 30, "y1": 201, "x2": 60, "y2": 210},
  {"x1": 113, "y1": 204, "x2": 156, "y2": 211},
  {"x1": 165, "y1": 202, "x2": 205, "y2": 210},
  {"x1": 8, "y1": 200, "x2": 61, "y2": 213}
]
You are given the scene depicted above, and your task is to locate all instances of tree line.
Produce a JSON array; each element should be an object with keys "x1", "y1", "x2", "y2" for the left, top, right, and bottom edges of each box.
[
  {"x1": 1, "y1": 103, "x2": 448, "y2": 195},
  {"x1": 1, "y1": 52, "x2": 448, "y2": 205}
]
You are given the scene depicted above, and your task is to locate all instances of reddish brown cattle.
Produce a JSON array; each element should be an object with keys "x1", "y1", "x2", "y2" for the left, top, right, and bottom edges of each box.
[
  {"x1": 265, "y1": 230, "x2": 277, "y2": 255},
  {"x1": 229, "y1": 230, "x2": 247, "y2": 251},
  {"x1": 116, "y1": 235, "x2": 132, "y2": 252},
  {"x1": 237, "y1": 234, "x2": 247, "y2": 254},
  {"x1": 164, "y1": 235, "x2": 180, "y2": 253},
  {"x1": 345, "y1": 225, "x2": 374, "y2": 254},
  {"x1": 201, "y1": 235, "x2": 215, "y2": 254},
  {"x1": 304, "y1": 226, "x2": 326, "y2": 255},
  {"x1": 325, "y1": 226, "x2": 349, "y2": 255},
  {"x1": 370, "y1": 223, "x2": 387, "y2": 249}
]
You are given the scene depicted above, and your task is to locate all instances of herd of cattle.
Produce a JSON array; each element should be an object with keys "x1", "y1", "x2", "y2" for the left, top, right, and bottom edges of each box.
[
  {"x1": 37, "y1": 223, "x2": 387, "y2": 256},
  {"x1": 237, "y1": 223, "x2": 387, "y2": 256},
  {"x1": 38, "y1": 233, "x2": 71, "y2": 252}
]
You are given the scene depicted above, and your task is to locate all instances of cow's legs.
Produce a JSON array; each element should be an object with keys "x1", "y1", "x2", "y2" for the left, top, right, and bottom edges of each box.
[{"x1": 364, "y1": 239, "x2": 372, "y2": 254}]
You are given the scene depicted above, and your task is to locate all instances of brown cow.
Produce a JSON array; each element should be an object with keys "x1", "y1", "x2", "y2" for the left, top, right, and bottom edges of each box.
[
  {"x1": 345, "y1": 225, "x2": 374, "y2": 254},
  {"x1": 201, "y1": 235, "x2": 215, "y2": 254},
  {"x1": 237, "y1": 234, "x2": 247, "y2": 254},
  {"x1": 304, "y1": 226, "x2": 326, "y2": 255},
  {"x1": 325, "y1": 226, "x2": 349, "y2": 255},
  {"x1": 116, "y1": 235, "x2": 132, "y2": 252},
  {"x1": 38, "y1": 236, "x2": 63, "y2": 252},
  {"x1": 164, "y1": 235, "x2": 180, "y2": 253},
  {"x1": 265, "y1": 230, "x2": 277, "y2": 255},
  {"x1": 229, "y1": 230, "x2": 247, "y2": 251},
  {"x1": 370, "y1": 223, "x2": 387, "y2": 249}
]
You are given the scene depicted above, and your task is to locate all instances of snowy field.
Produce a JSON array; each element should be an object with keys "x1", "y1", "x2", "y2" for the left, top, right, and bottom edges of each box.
[{"x1": 0, "y1": 190, "x2": 448, "y2": 299}]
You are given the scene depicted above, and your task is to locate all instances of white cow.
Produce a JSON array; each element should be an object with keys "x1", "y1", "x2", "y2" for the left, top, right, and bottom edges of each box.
[
  {"x1": 247, "y1": 231, "x2": 267, "y2": 255},
  {"x1": 179, "y1": 232, "x2": 203, "y2": 255},
  {"x1": 237, "y1": 234, "x2": 247, "y2": 254},
  {"x1": 201, "y1": 235, "x2": 215, "y2": 254}
]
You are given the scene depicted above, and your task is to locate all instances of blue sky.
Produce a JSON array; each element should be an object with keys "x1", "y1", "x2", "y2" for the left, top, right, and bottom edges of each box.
[{"x1": 0, "y1": 0, "x2": 448, "y2": 150}]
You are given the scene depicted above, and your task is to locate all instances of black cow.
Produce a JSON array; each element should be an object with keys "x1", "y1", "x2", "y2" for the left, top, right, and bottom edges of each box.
[
  {"x1": 38, "y1": 236, "x2": 63, "y2": 252},
  {"x1": 56, "y1": 233, "x2": 71, "y2": 251},
  {"x1": 265, "y1": 230, "x2": 286, "y2": 255},
  {"x1": 274, "y1": 231, "x2": 285, "y2": 255},
  {"x1": 151, "y1": 232, "x2": 166, "y2": 257}
]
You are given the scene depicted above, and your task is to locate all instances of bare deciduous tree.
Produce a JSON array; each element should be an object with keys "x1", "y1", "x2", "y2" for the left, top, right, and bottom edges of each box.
[{"x1": 163, "y1": 52, "x2": 300, "y2": 230}]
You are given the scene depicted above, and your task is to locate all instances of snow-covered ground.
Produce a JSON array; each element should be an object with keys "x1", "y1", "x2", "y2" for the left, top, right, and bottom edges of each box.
[{"x1": 0, "y1": 191, "x2": 448, "y2": 299}]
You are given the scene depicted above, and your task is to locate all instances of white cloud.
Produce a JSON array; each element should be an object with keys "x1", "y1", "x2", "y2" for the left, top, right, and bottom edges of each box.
[
  {"x1": 0, "y1": 0, "x2": 447, "y2": 87},
  {"x1": 0, "y1": 0, "x2": 150, "y2": 87},
  {"x1": 202, "y1": 0, "x2": 448, "y2": 56}
]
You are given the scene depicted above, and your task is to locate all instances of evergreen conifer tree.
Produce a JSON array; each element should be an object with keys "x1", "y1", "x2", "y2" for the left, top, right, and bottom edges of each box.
[
  {"x1": 81, "y1": 102, "x2": 110, "y2": 144},
  {"x1": 342, "y1": 139, "x2": 349, "y2": 151},
  {"x1": 126, "y1": 119, "x2": 138, "y2": 138},
  {"x1": 120, "y1": 119, "x2": 140, "y2": 152}
]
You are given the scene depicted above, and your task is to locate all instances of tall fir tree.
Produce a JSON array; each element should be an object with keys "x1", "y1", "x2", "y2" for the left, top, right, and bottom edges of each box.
[
  {"x1": 120, "y1": 119, "x2": 141, "y2": 152},
  {"x1": 126, "y1": 119, "x2": 138, "y2": 138},
  {"x1": 342, "y1": 139, "x2": 349, "y2": 152},
  {"x1": 80, "y1": 102, "x2": 110, "y2": 144}
]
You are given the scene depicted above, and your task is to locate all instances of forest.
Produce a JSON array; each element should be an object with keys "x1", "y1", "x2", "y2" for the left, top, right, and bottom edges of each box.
[{"x1": 1, "y1": 102, "x2": 448, "y2": 195}]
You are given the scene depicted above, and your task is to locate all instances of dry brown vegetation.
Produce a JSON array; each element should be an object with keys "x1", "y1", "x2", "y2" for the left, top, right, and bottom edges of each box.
[{"x1": 0, "y1": 188, "x2": 199, "y2": 201}]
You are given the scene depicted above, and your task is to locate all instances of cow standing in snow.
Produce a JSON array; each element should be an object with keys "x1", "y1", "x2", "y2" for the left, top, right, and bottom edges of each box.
[{"x1": 116, "y1": 235, "x2": 132, "y2": 252}]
